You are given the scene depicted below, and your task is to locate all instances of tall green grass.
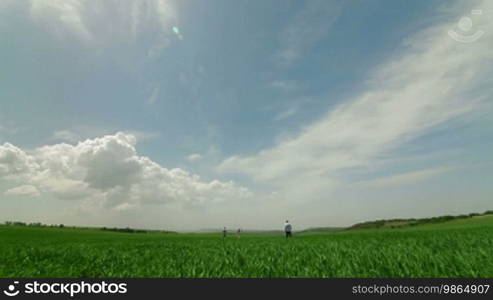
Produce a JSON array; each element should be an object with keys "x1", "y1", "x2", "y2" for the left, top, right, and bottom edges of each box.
[{"x1": 1, "y1": 216, "x2": 492, "y2": 277}]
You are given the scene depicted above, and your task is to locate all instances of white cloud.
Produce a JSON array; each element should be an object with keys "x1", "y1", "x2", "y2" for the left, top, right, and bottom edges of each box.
[
  {"x1": 25, "y1": 0, "x2": 177, "y2": 58},
  {"x1": 0, "y1": 143, "x2": 38, "y2": 180},
  {"x1": 50, "y1": 128, "x2": 159, "y2": 144},
  {"x1": 5, "y1": 185, "x2": 40, "y2": 197},
  {"x1": 187, "y1": 153, "x2": 204, "y2": 162},
  {"x1": 276, "y1": 0, "x2": 343, "y2": 67},
  {"x1": 220, "y1": 0, "x2": 493, "y2": 196},
  {"x1": 29, "y1": 0, "x2": 96, "y2": 42},
  {"x1": 354, "y1": 166, "x2": 457, "y2": 188},
  {"x1": 0, "y1": 133, "x2": 251, "y2": 211}
]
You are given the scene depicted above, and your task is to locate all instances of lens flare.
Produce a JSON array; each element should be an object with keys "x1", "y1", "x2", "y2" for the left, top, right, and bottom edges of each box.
[{"x1": 172, "y1": 26, "x2": 183, "y2": 40}]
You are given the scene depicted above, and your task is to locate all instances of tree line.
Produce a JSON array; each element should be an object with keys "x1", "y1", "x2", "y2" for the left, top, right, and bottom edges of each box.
[{"x1": 2, "y1": 221, "x2": 175, "y2": 234}]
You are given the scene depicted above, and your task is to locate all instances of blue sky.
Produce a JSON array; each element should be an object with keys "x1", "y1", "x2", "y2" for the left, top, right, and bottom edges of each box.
[{"x1": 0, "y1": 0, "x2": 492, "y2": 230}]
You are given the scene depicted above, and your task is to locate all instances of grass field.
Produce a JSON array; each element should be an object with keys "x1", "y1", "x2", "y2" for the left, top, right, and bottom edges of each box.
[{"x1": 1, "y1": 215, "x2": 493, "y2": 278}]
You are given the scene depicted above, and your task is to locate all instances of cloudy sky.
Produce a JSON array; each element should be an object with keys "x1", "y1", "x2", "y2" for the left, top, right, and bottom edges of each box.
[{"x1": 1, "y1": 0, "x2": 492, "y2": 231}]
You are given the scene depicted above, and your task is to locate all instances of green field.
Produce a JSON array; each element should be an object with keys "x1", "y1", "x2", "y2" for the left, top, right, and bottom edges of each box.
[{"x1": 1, "y1": 216, "x2": 493, "y2": 277}]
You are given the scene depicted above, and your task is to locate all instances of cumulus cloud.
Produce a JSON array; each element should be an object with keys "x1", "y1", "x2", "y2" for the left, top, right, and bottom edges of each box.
[
  {"x1": 50, "y1": 128, "x2": 159, "y2": 144},
  {"x1": 220, "y1": 0, "x2": 493, "y2": 194},
  {"x1": 0, "y1": 133, "x2": 251, "y2": 211},
  {"x1": 0, "y1": 143, "x2": 38, "y2": 180},
  {"x1": 5, "y1": 185, "x2": 40, "y2": 197}
]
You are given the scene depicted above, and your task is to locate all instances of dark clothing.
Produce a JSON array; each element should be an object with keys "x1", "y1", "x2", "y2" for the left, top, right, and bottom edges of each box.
[{"x1": 284, "y1": 222, "x2": 293, "y2": 238}]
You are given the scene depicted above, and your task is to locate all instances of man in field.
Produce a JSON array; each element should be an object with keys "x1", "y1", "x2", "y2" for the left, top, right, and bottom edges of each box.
[{"x1": 284, "y1": 220, "x2": 292, "y2": 238}]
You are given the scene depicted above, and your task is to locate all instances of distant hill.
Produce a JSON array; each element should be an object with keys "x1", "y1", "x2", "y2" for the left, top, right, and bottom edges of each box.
[
  {"x1": 299, "y1": 227, "x2": 345, "y2": 233},
  {"x1": 348, "y1": 210, "x2": 493, "y2": 230},
  {"x1": 296, "y1": 210, "x2": 493, "y2": 233},
  {"x1": 1, "y1": 221, "x2": 176, "y2": 234}
]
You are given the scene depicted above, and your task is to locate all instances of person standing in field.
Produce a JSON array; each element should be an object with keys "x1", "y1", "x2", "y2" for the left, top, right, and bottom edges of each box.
[
  {"x1": 237, "y1": 228, "x2": 241, "y2": 239},
  {"x1": 284, "y1": 220, "x2": 292, "y2": 238},
  {"x1": 223, "y1": 226, "x2": 227, "y2": 238}
]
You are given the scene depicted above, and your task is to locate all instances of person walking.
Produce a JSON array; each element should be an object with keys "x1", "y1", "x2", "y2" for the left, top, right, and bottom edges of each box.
[{"x1": 284, "y1": 220, "x2": 292, "y2": 238}]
